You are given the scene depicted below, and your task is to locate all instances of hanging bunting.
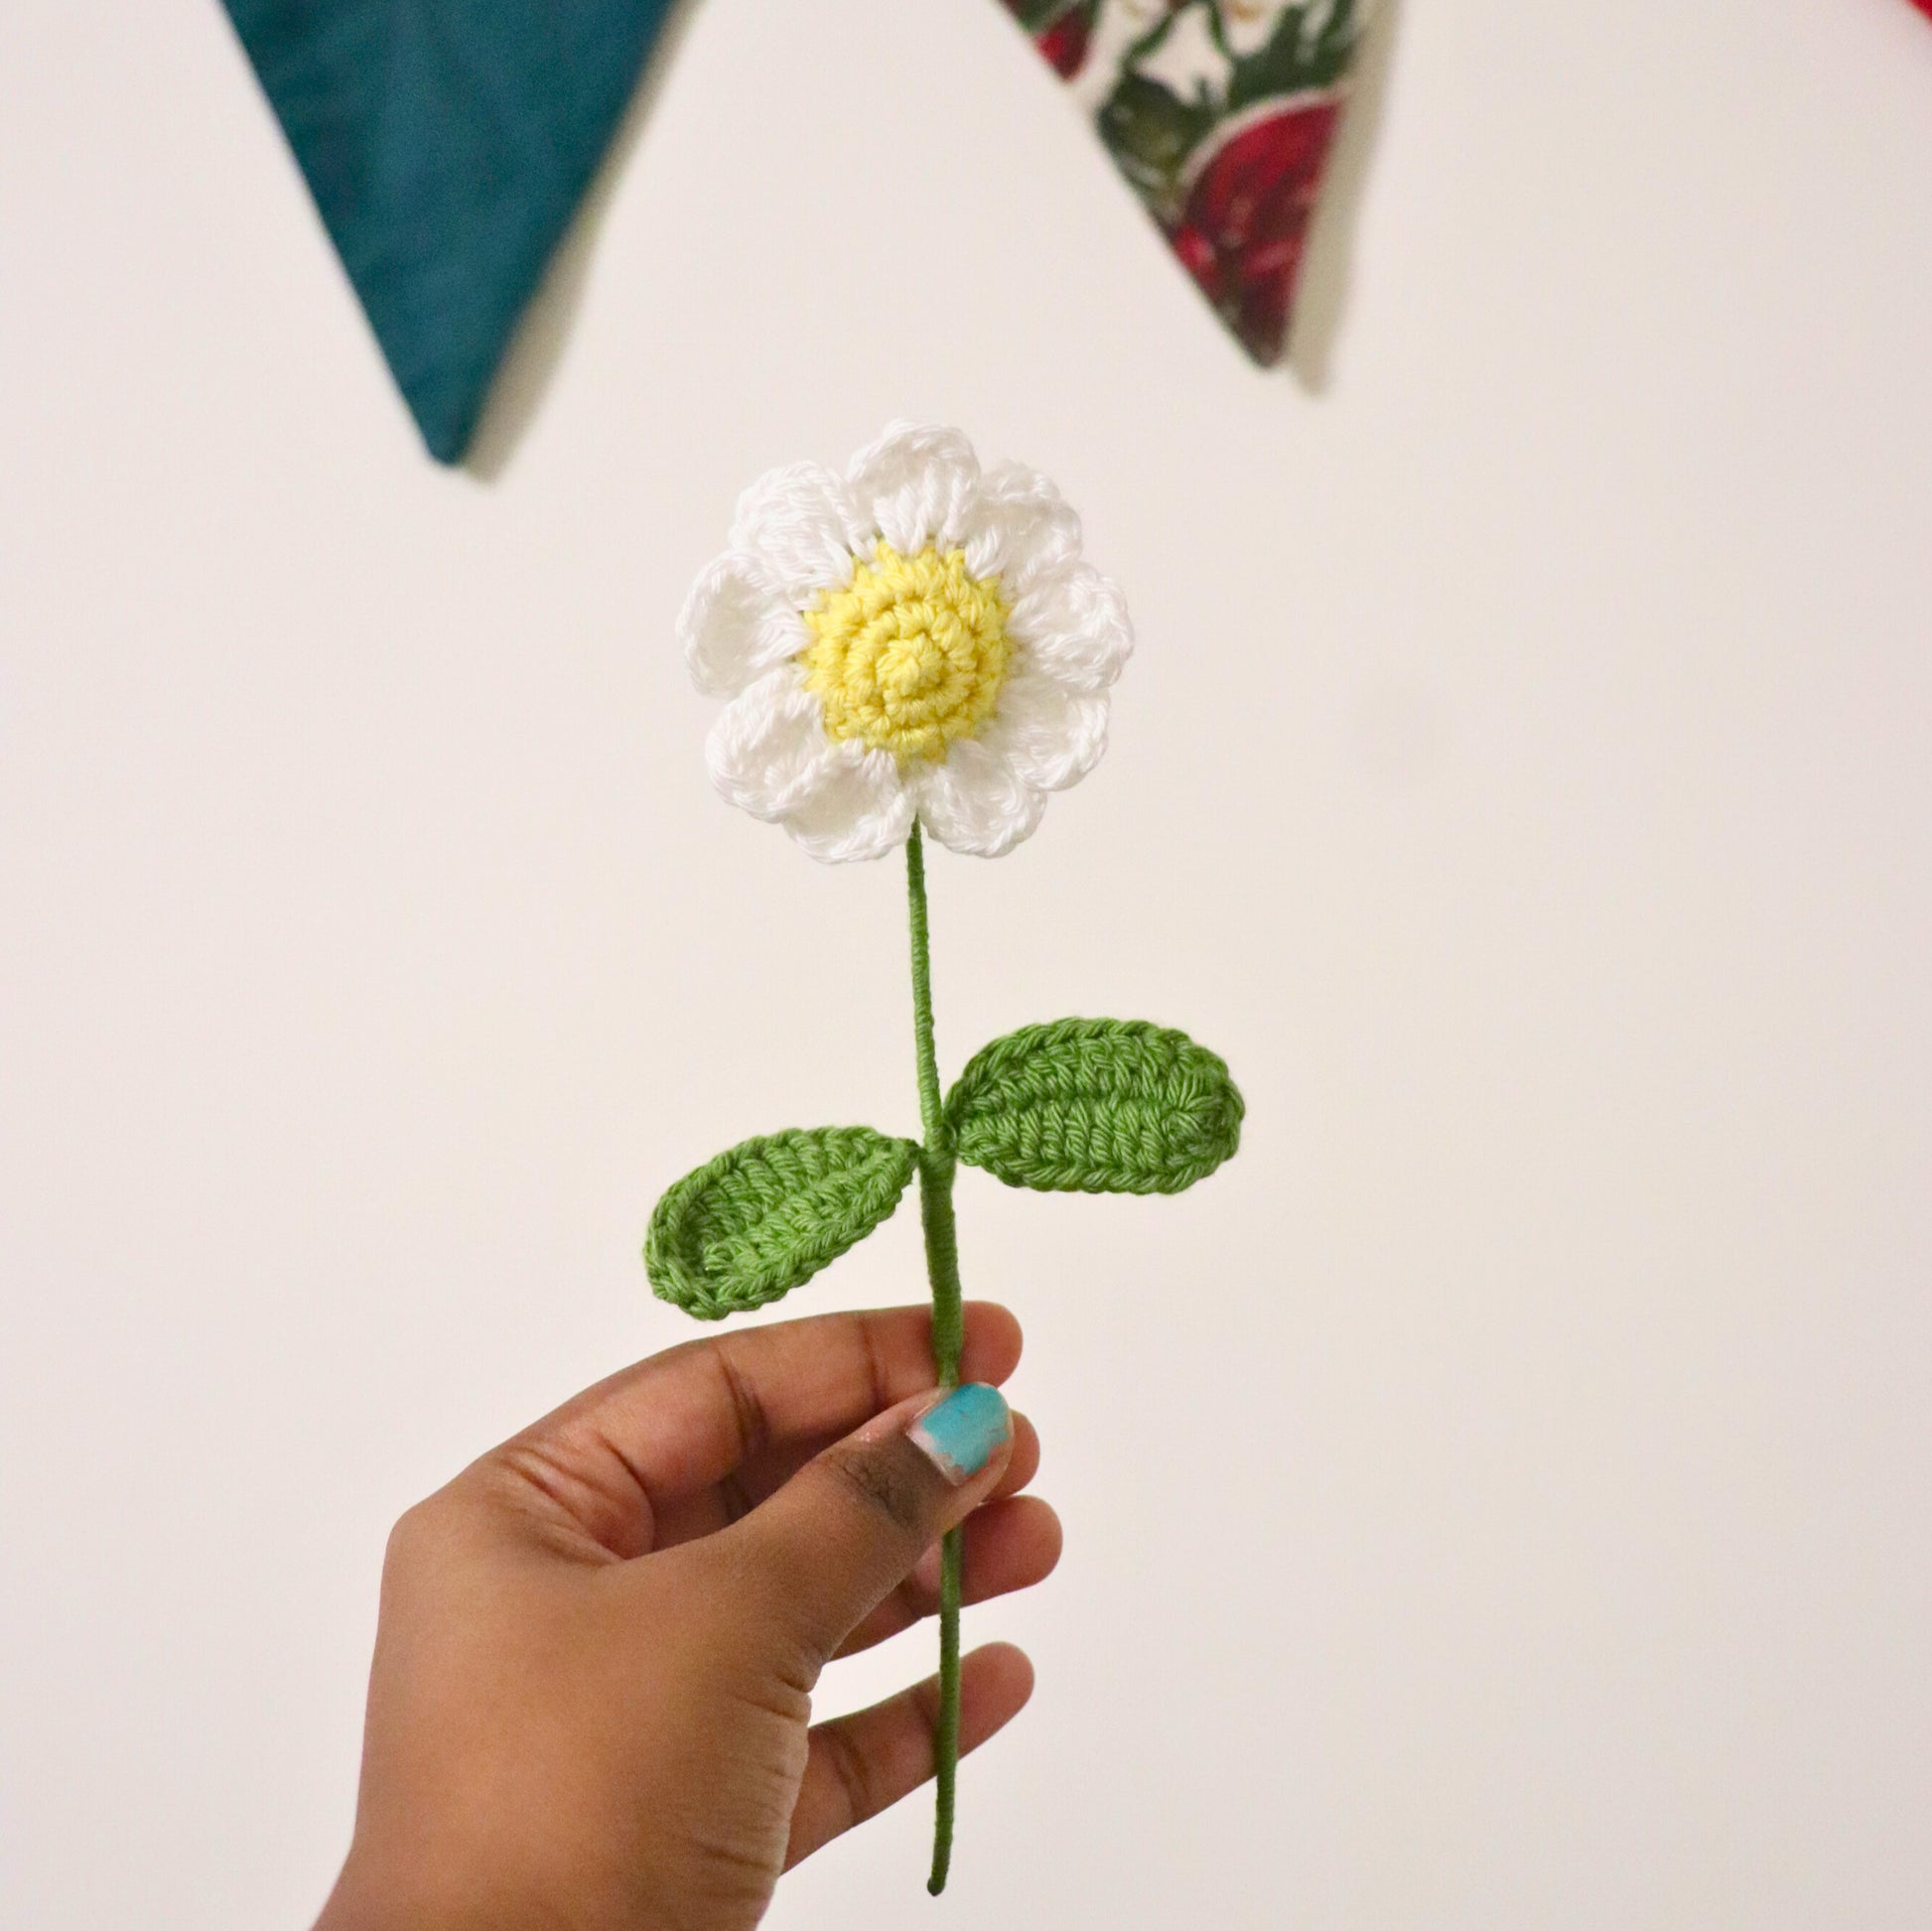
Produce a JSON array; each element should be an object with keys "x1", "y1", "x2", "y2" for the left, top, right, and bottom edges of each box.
[
  {"x1": 221, "y1": 0, "x2": 682, "y2": 463},
  {"x1": 221, "y1": 0, "x2": 1364, "y2": 463},
  {"x1": 1003, "y1": 0, "x2": 1361, "y2": 365}
]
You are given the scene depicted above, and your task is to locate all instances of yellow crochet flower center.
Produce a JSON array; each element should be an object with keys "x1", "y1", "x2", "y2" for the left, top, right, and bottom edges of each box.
[{"x1": 799, "y1": 542, "x2": 1011, "y2": 764}]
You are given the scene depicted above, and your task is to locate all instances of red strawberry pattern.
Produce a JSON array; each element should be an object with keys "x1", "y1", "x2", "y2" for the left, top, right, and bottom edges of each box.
[
  {"x1": 1002, "y1": 0, "x2": 1360, "y2": 364},
  {"x1": 1174, "y1": 95, "x2": 1342, "y2": 361}
]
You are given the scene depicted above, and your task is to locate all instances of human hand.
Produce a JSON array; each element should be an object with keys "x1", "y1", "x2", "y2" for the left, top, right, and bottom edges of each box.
[{"x1": 313, "y1": 1303, "x2": 1058, "y2": 1931}]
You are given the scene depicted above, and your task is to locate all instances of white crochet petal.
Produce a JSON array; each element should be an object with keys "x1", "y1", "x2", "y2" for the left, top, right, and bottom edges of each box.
[
  {"x1": 679, "y1": 552, "x2": 807, "y2": 698},
  {"x1": 705, "y1": 667, "x2": 839, "y2": 821},
  {"x1": 981, "y1": 667, "x2": 1111, "y2": 793},
  {"x1": 959, "y1": 460, "x2": 1083, "y2": 598},
  {"x1": 782, "y1": 747, "x2": 915, "y2": 863},
  {"x1": 846, "y1": 423, "x2": 983, "y2": 555},
  {"x1": 911, "y1": 741, "x2": 1049, "y2": 859},
  {"x1": 685, "y1": 428, "x2": 1132, "y2": 864},
  {"x1": 1006, "y1": 561, "x2": 1135, "y2": 694},
  {"x1": 729, "y1": 462, "x2": 868, "y2": 603}
]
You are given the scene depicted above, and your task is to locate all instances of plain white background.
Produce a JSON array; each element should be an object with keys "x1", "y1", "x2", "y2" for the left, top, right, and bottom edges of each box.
[{"x1": 5, "y1": 1, "x2": 1931, "y2": 1924}]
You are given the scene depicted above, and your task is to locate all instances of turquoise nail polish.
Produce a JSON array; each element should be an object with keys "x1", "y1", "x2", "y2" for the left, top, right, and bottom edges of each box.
[{"x1": 909, "y1": 1383, "x2": 1011, "y2": 1484}]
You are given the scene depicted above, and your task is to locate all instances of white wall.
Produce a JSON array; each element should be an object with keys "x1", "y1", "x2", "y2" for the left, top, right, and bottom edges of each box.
[{"x1": 4, "y1": 2, "x2": 1931, "y2": 1925}]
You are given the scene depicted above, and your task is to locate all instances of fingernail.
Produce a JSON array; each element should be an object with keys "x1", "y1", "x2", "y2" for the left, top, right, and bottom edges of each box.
[{"x1": 908, "y1": 1383, "x2": 1011, "y2": 1485}]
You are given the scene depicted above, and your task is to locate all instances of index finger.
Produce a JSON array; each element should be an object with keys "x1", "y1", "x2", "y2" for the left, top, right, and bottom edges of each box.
[{"x1": 488, "y1": 1303, "x2": 1023, "y2": 1554}]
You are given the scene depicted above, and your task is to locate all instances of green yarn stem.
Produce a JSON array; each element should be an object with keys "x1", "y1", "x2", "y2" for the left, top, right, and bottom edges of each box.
[
  {"x1": 907, "y1": 826, "x2": 964, "y2": 1378},
  {"x1": 906, "y1": 823, "x2": 964, "y2": 1896}
]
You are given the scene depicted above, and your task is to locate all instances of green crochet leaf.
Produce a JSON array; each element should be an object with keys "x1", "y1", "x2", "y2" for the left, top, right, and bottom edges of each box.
[
  {"x1": 945, "y1": 1018, "x2": 1244, "y2": 1195},
  {"x1": 646, "y1": 1127, "x2": 920, "y2": 1320}
]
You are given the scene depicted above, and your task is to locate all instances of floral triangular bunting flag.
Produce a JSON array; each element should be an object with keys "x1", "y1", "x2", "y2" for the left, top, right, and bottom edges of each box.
[{"x1": 1004, "y1": 0, "x2": 1362, "y2": 363}]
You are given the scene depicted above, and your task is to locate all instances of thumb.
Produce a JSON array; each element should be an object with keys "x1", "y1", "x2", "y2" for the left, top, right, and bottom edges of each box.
[{"x1": 725, "y1": 1382, "x2": 1014, "y2": 1671}]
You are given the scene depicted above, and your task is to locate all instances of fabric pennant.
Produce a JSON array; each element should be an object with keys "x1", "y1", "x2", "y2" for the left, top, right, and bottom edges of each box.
[
  {"x1": 222, "y1": 0, "x2": 1361, "y2": 464},
  {"x1": 1002, "y1": 0, "x2": 1361, "y2": 365},
  {"x1": 222, "y1": 0, "x2": 680, "y2": 463}
]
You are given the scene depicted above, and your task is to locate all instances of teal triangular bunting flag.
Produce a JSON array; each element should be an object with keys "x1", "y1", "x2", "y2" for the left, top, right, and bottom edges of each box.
[{"x1": 222, "y1": 0, "x2": 679, "y2": 463}]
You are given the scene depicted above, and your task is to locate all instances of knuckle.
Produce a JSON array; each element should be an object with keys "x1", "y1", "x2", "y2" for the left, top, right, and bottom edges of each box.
[
  {"x1": 820, "y1": 1719, "x2": 882, "y2": 1833},
  {"x1": 822, "y1": 1440, "x2": 936, "y2": 1541},
  {"x1": 379, "y1": 1496, "x2": 441, "y2": 1586}
]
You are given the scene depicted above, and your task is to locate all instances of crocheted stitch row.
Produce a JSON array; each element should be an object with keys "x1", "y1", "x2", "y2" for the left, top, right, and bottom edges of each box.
[
  {"x1": 947, "y1": 1017, "x2": 1244, "y2": 1193},
  {"x1": 799, "y1": 542, "x2": 1013, "y2": 764},
  {"x1": 646, "y1": 1126, "x2": 918, "y2": 1319}
]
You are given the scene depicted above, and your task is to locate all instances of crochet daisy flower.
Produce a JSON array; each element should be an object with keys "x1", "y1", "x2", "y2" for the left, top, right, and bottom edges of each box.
[
  {"x1": 650, "y1": 426, "x2": 1242, "y2": 1893},
  {"x1": 679, "y1": 424, "x2": 1133, "y2": 861}
]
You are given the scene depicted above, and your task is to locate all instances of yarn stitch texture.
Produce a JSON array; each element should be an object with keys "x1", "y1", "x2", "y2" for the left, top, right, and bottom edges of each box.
[
  {"x1": 946, "y1": 1017, "x2": 1243, "y2": 1193},
  {"x1": 800, "y1": 542, "x2": 1013, "y2": 765},
  {"x1": 681, "y1": 423, "x2": 1130, "y2": 864},
  {"x1": 647, "y1": 426, "x2": 1244, "y2": 1896},
  {"x1": 645, "y1": 1127, "x2": 918, "y2": 1319}
]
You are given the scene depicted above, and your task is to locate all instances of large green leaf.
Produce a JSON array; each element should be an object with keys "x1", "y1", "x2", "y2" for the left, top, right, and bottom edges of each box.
[
  {"x1": 945, "y1": 1019, "x2": 1244, "y2": 1195},
  {"x1": 646, "y1": 1127, "x2": 919, "y2": 1320}
]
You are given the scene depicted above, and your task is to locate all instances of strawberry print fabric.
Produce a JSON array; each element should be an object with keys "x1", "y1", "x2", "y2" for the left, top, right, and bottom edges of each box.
[{"x1": 1003, "y1": 0, "x2": 1362, "y2": 364}]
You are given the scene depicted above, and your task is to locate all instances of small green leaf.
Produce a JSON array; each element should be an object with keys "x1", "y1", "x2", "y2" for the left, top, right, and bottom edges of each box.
[
  {"x1": 646, "y1": 1127, "x2": 919, "y2": 1320},
  {"x1": 944, "y1": 1019, "x2": 1244, "y2": 1195}
]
